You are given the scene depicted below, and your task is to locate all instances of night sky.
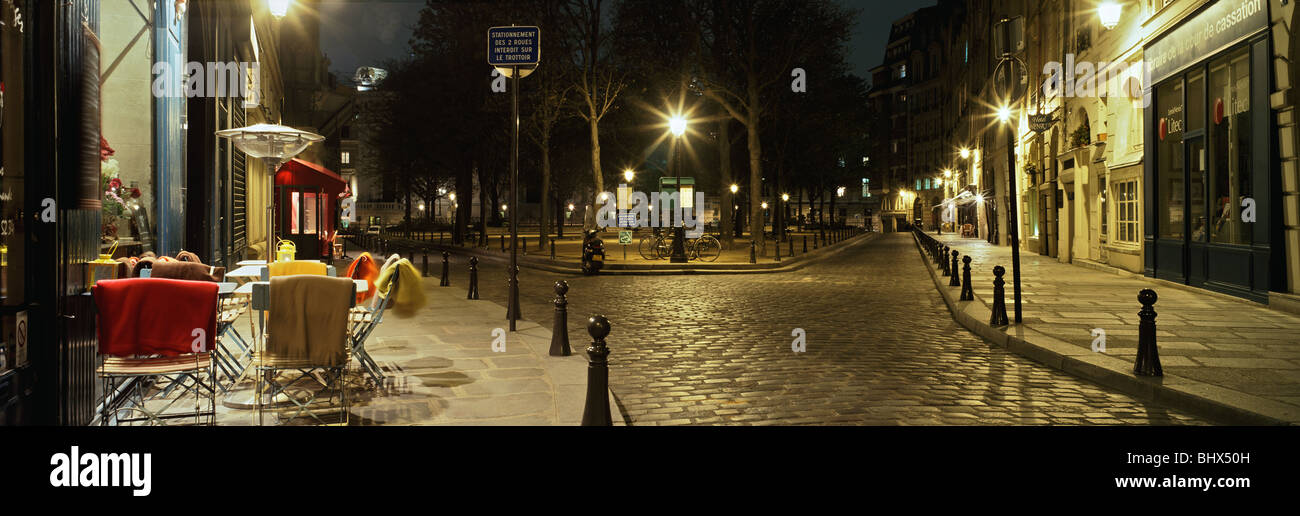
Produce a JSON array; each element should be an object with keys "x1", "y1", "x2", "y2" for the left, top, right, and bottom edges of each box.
[{"x1": 318, "y1": 0, "x2": 937, "y2": 86}]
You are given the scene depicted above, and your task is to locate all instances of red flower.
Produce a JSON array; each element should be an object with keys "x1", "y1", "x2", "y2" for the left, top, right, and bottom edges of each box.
[
  {"x1": 131, "y1": 188, "x2": 142, "y2": 199},
  {"x1": 109, "y1": 178, "x2": 123, "y2": 190}
]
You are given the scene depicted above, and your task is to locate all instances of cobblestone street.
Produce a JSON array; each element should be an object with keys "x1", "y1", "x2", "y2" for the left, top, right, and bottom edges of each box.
[{"x1": 445, "y1": 233, "x2": 1207, "y2": 425}]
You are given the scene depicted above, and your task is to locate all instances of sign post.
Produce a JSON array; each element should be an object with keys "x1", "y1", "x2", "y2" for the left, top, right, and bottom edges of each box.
[{"x1": 488, "y1": 26, "x2": 540, "y2": 331}]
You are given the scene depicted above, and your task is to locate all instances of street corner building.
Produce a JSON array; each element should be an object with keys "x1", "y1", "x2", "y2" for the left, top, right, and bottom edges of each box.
[
  {"x1": 0, "y1": 0, "x2": 358, "y2": 425},
  {"x1": 865, "y1": 0, "x2": 1300, "y2": 305}
]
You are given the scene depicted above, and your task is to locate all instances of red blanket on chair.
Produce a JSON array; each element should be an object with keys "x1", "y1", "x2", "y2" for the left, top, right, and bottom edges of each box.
[{"x1": 93, "y1": 278, "x2": 219, "y2": 357}]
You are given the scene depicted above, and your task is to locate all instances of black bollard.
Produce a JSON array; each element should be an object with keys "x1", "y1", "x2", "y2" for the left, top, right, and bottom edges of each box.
[
  {"x1": 750, "y1": 241, "x2": 756, "y2": 264},
  {"x1": 549, "y1": 281, "x2": 571, "y2": 357},
  {"x1": 788, "y1": 237, "x2": 794, "y2": 257},
  {"x1": 440, "y1": 251, "x2": 450, "y2": 286},
  {"x1": 422, "y1": 253, "x2": 430, "y2": 277},
  {"x1": 802, "y1": 235, "x2": 808, "y2": 253},
  {"x1": 1134, "y1": 289, "x2": 1163, "y2": 377},
  {"x1": 467, "y1": 257, "x2": 479, "y2": 300},
  {"x1": 581, "y1": 315, "x2": 613, "y2": 426},
  {"x1": 949, "y1": 250, "x2": 961, "y2": 287},
  {"x1": 775, "y1": 239, "x2": 781, "y2": 262},
  {"x1": 960, "y1": 256, "x2": 974, "y2": 301},
  {"x1": 941, "y1": 246, "x2": 951, "y2": 276},
  {"x1": 522, "y1": 237, "x2": 527, "y2": 255},
  {"x1": 550, "y1": 237, "x2": 556, "y2": 260},
  {"x1": 500, "y1": 234, "x2": 505, "y2": 252},
  {"x1": 506, "y1": 266, "x2": 522, "y2": 321},
  {"x1": 990, "y1": 266, "x2": 1009, "y2": 326}
]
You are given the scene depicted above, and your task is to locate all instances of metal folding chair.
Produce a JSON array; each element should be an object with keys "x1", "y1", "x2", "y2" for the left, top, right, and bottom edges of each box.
[
  {"x1": 349, "y1": 267, "x2": 399, "y2": 385},
  {"x1": 252, "y1": 277, "x2": 355, "y2": 426},
  {"x1": 94, "y1": 279, "x2": 219, "y2": 426}
]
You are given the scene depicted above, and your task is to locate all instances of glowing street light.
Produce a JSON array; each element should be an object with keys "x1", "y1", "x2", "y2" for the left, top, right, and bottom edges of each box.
[
  {"x1": 761, "y1": 201, "x2": 769, "y2": 210},
  {"x1": 959, "y1": 147, "x2": 971, "y2": 159},
  {"x1": 623, "y1": 169, "x2": 635, "y2": 182},
  {"x1": 997, "y1": 105, "x2": 1012, "y2": 123},
  {"x1": 1098, "y1": 2, "x2": 1122, "y2": 30},
  {"x1": 781, "y1": 193, "x2": 789, "y2": 202},
  {"x1": 418, "y1": 203, "x2": 425, "y2": 211},
  {"x1": 836, "y1": 186, "x2": 846, "y2": 198},
  {"x1": 268, "y1": 0, "x2": 292, "y2": 18},
  {"x1": 501, "y1": 204, "x2": 508, "y2": 211},
  {"x1": 669, "y1": 115, "x2": 688, "y2": 137},
  {"x1": 449, "y1": 192, "x2": 456, "y2": 201},
  {"x1": 567, "y1": 203, "x2": 575, "y2": 212},
  {"x1": 729, "y1": 184, "x2": 739, "y2": 194},
  {"x1": 943, "y1": 169, "x2": 953, "y2": 178}
]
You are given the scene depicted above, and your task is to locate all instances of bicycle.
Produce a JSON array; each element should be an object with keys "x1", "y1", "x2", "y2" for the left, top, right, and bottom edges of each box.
[{"x1": 637, "y1": 232, "x2": 721, "y2": 262}]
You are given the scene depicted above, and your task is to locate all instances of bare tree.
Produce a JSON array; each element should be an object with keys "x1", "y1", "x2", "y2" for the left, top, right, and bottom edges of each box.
[{"x1": 562, "y1": 0, "x2": 626, "y2": 200}]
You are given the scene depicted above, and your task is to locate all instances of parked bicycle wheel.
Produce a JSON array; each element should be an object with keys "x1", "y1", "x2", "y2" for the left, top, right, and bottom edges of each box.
[
  {"x1": 694, "y1": 235, "x2": 721, "y2": 262},
  {"x1": 638, "y1": 236, "x2": 659, "y2": 260}
]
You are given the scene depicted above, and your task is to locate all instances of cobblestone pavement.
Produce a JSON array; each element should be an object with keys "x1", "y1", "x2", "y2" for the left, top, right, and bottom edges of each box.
[{"x1": 451, "y1": 233, "x2": 1205, "y2": 425}]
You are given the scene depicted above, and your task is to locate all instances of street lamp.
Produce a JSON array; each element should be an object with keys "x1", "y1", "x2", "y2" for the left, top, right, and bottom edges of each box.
[
  {"x1": 666, "y1": 113, "x2": 689, "y2": 263},
  {"x1": 997, "y1": 105, "x2": 1012, "y2": 123},
  {"x1": 998, "y1": 101, "x2": 1024, "y2": 324},
  {"x1": 959, "y1": 147, "x2": 971, "y2": 159},
  {"x1": 1098, "y1": 1, "x2": 1122, "y2": 30},
  {"x1": 623, "y1": 169, "x2": 635, "y2": 183},
  {"x1": 268, "y1": 0, "x2": 292, "y2": 18}
]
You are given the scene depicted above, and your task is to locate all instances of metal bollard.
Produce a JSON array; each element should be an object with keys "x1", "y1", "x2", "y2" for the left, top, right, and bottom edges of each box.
[
  {"x1": 941, "y1": 246, "x2": 951, "y2": 276},
  {"x1": 422, "y1": 253, "x2": 429, "y2": 277},
  {"x1": 802, "y1": 235, "x2": 808, "y2": 253},
  {"x1": 990, "y1": 266, "x2": 1009, "y2": 326},
  {"x1": 549, "y1": 281, "x2": 571, "y2": 356},
  {"x1": 750, "y1": 241, "x2": 756, "y2": 264},
  {"x1": 522, "y1": 237, "x2": 527, "y2": 255},
  {"x1": 467, "y1": 257, "x2": 479, "y2": 300},
  {"x1": 960, "y1": 255, "x2": 974, "y2": 301},
  {"x1": 949, "y1": 250, "x2": 961, "y2": 287},
  {"x1": 788, "y1": 237, "x2": 794, "y2": 257},
  {"x1": 581, "y1": 315, "x2": 613, "y2": 426},
  {"x1": 775, "y1": 239, "x2": 781, "y2": 262},
  {"x1": 506, "y1": 265, "x2": 522, "y2": 321},
  {"x1": 500, "y1": 234, "x2": 505, "y2": 252},
  {"x1": 550, "y1": 237, "x2": 557, "y2": 260},
  {"x1": 440, "y1": 251, "x2": 450, "y2": 286},
  {"x1": 813, "y1": 234, "x2": 819, "y2": 250},
  {"x1": 1134, "y1": 289, "x2": 1163, "y2": 377}
]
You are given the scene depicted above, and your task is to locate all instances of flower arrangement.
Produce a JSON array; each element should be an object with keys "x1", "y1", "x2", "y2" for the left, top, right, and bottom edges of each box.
[{"x1": 100, "y1": 137, "x2": 141, "y2": 240}]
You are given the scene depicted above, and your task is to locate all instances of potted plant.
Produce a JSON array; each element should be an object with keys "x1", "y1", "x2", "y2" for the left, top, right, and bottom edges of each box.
[{"x1": 1069, "y1": 123, "x2": 1091, "y2": 149}]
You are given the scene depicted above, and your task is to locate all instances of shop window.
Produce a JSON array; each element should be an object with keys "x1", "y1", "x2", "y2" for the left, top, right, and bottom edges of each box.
[
  {"x1": 1115, "y1": 180, "x2": 1139, "y2": 243},
  {"x1": 341, "y1": 151, "x2": 351, "y2": 164},
  {"x1": 1156, "y1": 80, "x2": 1184, "y2": 239},
  {"x1": 1208, "y1": 48, "x2": 1252, "y2": 245}
]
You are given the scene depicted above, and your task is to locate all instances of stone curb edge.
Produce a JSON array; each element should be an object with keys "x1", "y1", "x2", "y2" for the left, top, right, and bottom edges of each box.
[
  {"x1": 911, "y1": 234, "x2": 1298, "y2": 426},
  {"x1": 409, "y1": 233, "x2": 881, "y2": 276}
]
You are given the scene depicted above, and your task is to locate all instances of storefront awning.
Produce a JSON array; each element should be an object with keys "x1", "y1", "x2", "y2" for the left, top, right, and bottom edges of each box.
[{"x1": 275, "y1": 158, "x2": 346, "y2": 195}]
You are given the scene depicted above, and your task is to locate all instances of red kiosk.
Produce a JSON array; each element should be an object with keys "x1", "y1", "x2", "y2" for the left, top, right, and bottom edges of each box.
[{"x1": 275, "y1": 158, "x2": 347, "y2": 260}]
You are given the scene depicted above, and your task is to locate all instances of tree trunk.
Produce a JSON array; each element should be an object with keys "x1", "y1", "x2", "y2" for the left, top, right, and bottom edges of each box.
[
  {"x1": 746, "y1": 109, "x2": 763, "y2": 251},
  {"x1": 588, "y1": 116, "x2": 604, "y2": 200},
  {"x1": 829, "y1": 189, "x2": 837, "y2": 227},
  {"x1": 477, "y1": 164, "x2": 490, "y2": 245},
  {"x1": 540, "y1": 140, "x2": 551, "y2": 250},
  {"x1": 554, "y1": 192, "x2": 565, "y2": 239},
  {"x1": 718, "y1": 117, "x2": 733, "y2": 247}
]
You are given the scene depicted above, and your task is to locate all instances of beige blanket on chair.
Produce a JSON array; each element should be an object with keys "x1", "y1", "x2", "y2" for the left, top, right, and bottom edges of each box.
[{"x1": 267, "y1": 275, "x2": 353, "y2": 365}]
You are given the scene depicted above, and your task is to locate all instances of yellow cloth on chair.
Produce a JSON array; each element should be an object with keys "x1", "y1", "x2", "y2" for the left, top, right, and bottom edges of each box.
[
  {"x1": 374, "y1": 258, "x2": 426, "y2": 318},
  {"x1": 269, "y1": 260, "x2": 327, "y2": 277}
]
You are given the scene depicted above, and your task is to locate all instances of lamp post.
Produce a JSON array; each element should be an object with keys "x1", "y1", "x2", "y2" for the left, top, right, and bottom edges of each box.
[
  {"x1": 668, "y1": 115, "x2": 688, "y2": 263},
  {"x1": 999, "y1": 103, "x2": 1024, "y2": 324}
]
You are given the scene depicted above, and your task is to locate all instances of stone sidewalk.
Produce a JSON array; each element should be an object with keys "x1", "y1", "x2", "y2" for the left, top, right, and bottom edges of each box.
[
  {"x1": 920, "y1": 232, "x2": 1300, "y2": 424},
  {"x1": 217, "y1": 261, "x2": 622, "y2": 426}
]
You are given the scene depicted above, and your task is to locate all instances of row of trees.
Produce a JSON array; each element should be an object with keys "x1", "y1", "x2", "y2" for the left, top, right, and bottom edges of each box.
[{"x1": 367, "y1": 0, "x2": 872, "y2": 249}]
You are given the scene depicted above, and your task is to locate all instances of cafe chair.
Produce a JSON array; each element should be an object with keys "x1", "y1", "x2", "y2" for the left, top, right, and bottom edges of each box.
[
  {"x1": 348, "y1": 263, "x2": 400, "y2": 385},
  {"x1": 93, "y1": 278, "x2": 219, "y2": 426},
  {"x1": 252, "y1": 275, "x2": 355, "y2": 426}
]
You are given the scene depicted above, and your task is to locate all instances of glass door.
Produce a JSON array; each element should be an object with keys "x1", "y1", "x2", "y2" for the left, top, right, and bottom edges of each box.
[{"x1": 278, "y1": 185, "x2": 324, "y2": 260}]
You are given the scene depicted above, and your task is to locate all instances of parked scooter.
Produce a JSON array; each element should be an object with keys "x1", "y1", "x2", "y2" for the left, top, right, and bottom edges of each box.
[{"x1": 582, "y1": 230, "x2": 605, "y2": 275}]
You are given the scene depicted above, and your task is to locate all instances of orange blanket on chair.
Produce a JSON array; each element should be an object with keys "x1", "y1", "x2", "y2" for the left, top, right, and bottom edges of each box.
[{"x1": 345, "y1": 252, "x2": 380, "y2": 304}]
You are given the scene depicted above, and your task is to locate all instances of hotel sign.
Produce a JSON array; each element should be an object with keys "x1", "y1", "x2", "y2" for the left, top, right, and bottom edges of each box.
[{"x1": 1146, "y1": 0, "x2": 1268, "y2": 84}]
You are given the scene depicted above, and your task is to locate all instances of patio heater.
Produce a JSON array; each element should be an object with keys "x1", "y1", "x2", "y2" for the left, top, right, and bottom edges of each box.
[{"x1": 216, "y1": 123, "x2": 323, "y2": 262}]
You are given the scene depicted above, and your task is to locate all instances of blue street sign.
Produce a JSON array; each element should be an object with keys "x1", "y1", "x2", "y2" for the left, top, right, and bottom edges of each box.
[{"x1": 487, "y1": 26, "x2": 540, "y2": 67}]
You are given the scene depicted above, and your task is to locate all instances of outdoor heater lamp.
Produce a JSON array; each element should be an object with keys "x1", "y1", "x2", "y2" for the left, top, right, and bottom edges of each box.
[{"x1": 216, "y1": 123, "x2": 324, "y2": 262}]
